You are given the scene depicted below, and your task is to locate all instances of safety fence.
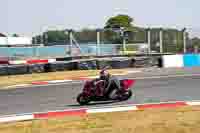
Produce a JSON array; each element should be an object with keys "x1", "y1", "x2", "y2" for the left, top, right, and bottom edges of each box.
[{"x1": 0, "y1": 44, "x2": 144, "y2": 60}]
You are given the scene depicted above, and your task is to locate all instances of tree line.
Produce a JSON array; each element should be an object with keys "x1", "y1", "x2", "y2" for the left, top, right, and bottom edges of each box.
[{"x1": 32, "y1": 14, "x2": 199, "y2": 53}]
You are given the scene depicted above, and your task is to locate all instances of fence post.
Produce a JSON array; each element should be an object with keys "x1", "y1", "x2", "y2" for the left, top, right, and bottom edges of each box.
[
  {"x1": 183, "y1": 28, "x2": 187, "y2": 53},
  {"x1": 159, "y1": 28, "x2": 163, "y2": 53},
  {"x1": 96, "y1": 29, "x2": 101, "y2": 56},
  {"x1": 147, "y1": 28, "x2": 151, "y2": 54},
  {"x1": 69, "y1": 29, "x2": 73, "y2": 56},
  {"x1": 123, "y1": 37, "x2": 126, "y2": 55}
]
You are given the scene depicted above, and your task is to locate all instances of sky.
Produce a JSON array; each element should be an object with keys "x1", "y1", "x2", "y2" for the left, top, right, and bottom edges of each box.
[{"x1": 1, "y1": 0, "x2": 200, "y2": 37}]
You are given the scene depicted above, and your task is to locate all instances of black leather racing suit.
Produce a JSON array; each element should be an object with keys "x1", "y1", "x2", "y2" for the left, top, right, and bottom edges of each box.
[{"x1": 92, "y1": 74, "x2": 121, "y2": 96}]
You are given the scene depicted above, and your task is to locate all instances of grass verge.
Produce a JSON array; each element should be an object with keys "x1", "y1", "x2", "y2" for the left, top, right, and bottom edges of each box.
[
  {"x1": 0, "y1": 69, "x2": 130, "y2": 89},
  {"x1": 0, "y1": 106, "x2": 200, "y2": 133}
]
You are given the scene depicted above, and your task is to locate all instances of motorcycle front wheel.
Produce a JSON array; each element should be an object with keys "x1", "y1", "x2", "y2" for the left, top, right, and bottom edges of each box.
[
  {"x1": 119, "y1": 90, "x2": 133, "y2": 101},
  {"x1": 77, "y1": 93, "x2": 91, "y2": 105}
]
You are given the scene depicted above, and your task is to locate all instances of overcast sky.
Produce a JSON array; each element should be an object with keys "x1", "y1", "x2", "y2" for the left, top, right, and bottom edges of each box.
[{"x1": 1, "y1": 0, "x2": 200, "y2": 37}]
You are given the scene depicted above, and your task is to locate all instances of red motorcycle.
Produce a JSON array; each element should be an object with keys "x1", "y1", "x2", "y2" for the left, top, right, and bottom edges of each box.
[{"x1": 77, "y1": 78, "x2": 135, "y2": 105}]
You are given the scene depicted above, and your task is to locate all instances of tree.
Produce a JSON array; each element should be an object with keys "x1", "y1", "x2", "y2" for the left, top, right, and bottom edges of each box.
[
  {"x1": 187, "y1": 37, "x2": 200, "y2": 52},
  {"x1": 33, "y1": 30, "x2": 69, "y2": 46},
  {"x1": 190, "y1": 37, "x2": 200, "y2": 46},
  {"x1": 12, "y1": 34, "x2": 19, "y2": 37},
  {"x1": 105, "y1": 14, "x2": 134, "y2": 30},
  {"x1": 129, "y1": 27, "x2": 146, "y2": 43},
  {"x1": 102, "y1": 30, "x2": 121, "y2": 44},
  {"x1": 104, "y1": 14, "x2": 137, "y2": 44},
  {"x1": 162, "y1": 29, "x2": 184, "y2": 53},
  {"x1": 74, "y1": 28, "x2": 97, "y2": 43},
  {"x1": 33, "y1": 35, "x2": 42, "y2": 44},
  {"x1": 45, "y1": 30, "x2": 68, "y2": 44}
]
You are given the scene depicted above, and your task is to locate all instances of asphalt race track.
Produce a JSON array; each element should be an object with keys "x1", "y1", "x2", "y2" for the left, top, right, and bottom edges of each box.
[{"x1": 0, "y1": 73, "x2": 200, "y2": 116}]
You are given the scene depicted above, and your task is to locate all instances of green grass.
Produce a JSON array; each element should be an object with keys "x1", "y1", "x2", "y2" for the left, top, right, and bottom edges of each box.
[
  {"x1": 0, "y1": 106, "x2": 200, "y2": 133},
  {"x1": 0, "y1": 69, "x2": 129, "y2": 89}
]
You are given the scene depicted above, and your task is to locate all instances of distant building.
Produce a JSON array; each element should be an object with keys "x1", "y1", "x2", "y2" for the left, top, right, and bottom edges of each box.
[
  {"x1": 0, "y1": 36, "x2": 32, "y2": 46},
  {"x1": 0, "y1": 33, "x2": 6, "y2": 37}
]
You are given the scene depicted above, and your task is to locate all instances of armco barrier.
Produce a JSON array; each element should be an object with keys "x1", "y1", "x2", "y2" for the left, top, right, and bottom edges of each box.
[
  {"x1": 56, "y1": 57, "x2": 72, "y2": 61},
  {"x1": 162, "y1": 54, "x2": 200, "y2": 68},
  {"x1": 162, "y1": 55, "x2": 184, "y2": 68},
  {"x1": 0, "y1": 59, "x2": 57, "y2": 65},
  {"x1": 183, "y1": 54, "x2": 200, "y2": 67},
  {"x1": 0, "y1": 60, "x2": 9, "y2": 65},
  {"x1": 9, "y1": 60, "x2": 27, "y2": 65}
]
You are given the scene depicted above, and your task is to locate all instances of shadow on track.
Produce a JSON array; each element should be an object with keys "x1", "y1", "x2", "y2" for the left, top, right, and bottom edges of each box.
[{"x1": 67, "y1": 100, "x2": 122, "y2": 107}]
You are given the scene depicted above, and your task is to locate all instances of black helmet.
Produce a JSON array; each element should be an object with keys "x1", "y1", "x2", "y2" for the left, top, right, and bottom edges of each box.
[{"x1": 100, "y1": 66, "x2": 110, "y2": 80}]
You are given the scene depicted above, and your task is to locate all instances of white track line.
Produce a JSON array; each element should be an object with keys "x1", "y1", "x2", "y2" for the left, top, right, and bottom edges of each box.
[
  {"x1": 186, "y1": 101, "x2": 200, "y2": 106},
  {"x1": 1, "y1": 100, "x2": 200, "y2": 123},
  {"x1": 47, "y1": 80, "x2": 72, "y2": 83},
  {"x1": 5, "y1": 84, "x2": 30, "y2": 88},
  {"x1": 87, "y1": 106, "x2": 138, "y2": 113},
  {"x1": 0, "y1": 114, "x2": 34, "y2": 123}
]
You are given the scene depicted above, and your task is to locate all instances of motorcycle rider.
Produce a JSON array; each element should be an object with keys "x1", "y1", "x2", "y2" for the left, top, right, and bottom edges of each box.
[{"x1": 92, "y1": 67, "x2": 121, "y2": 97}]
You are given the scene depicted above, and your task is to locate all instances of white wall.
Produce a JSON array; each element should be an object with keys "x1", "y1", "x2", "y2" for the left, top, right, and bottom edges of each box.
[
  {"x1": 0, "y1": 37, "x2": 32, "y2": 46},
  {"x1": 162, "y1": 55, "x2": 184, "y2": 68}
]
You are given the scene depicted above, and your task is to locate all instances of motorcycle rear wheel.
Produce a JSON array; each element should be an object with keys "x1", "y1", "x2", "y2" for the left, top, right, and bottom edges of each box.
[{"x1": 77, "y1": 93, "x2": 91, "y2": 105}]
